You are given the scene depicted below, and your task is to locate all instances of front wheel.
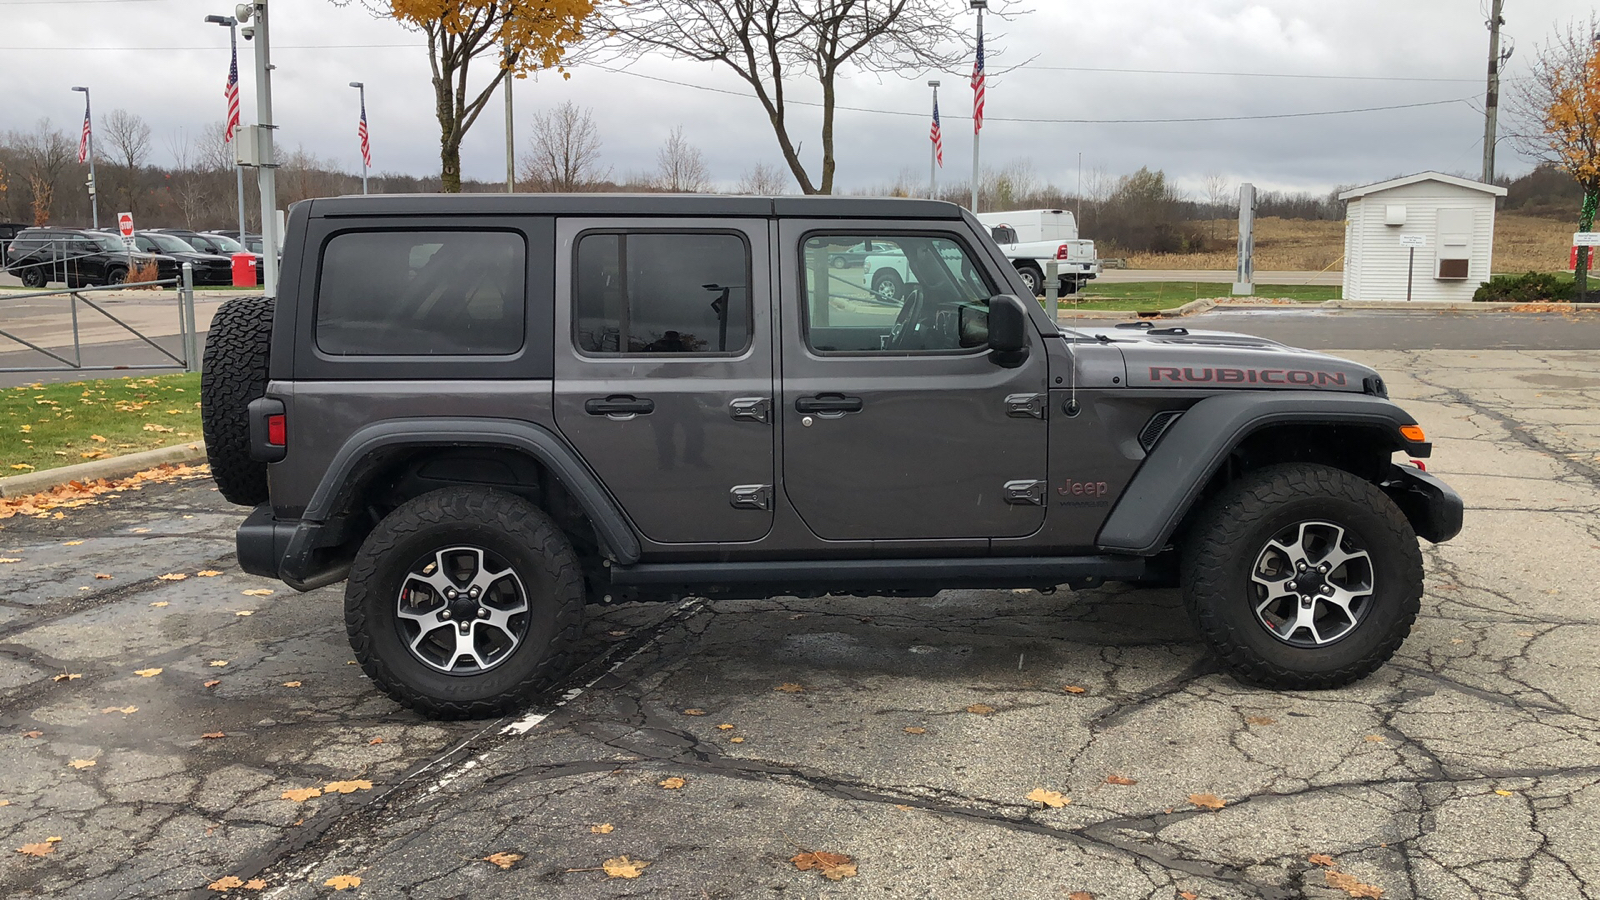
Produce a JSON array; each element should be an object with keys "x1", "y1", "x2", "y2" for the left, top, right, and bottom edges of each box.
[
  {"x1": 345, "y1": 487, "x2": 586, "y2": 719},
  {"x1": 871, "y1": 270, "x2": 905, "y2": 303},
  {"x1": 1181, "y1": 463, "x2": 1423, "y2": 690}
]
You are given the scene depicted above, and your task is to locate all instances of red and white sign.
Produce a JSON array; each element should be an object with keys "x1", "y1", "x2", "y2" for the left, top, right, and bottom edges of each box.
[{"x1": 117, "y1": 212, "x2": 134, "y2": 237}]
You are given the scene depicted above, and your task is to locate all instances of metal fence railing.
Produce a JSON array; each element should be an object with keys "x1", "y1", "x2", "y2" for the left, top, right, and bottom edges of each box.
[{"x1": 0, "y1": 263, "x2": 200, "y2": 374}]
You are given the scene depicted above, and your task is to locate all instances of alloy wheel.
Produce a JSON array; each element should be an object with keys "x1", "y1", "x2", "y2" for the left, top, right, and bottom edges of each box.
[
  {"x1": 394, "y1": 545, "x2": 530, "y2": 674},
  {"x1": 1248, "y1": 520, "x2": 1375, "y2": 647}
]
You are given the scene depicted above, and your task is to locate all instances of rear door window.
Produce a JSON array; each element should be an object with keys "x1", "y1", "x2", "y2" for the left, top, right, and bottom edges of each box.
[
  {"x1": 573, "y1": 231, "x2": 751, "y2": 355},
  {"x1": 315, "y1": 230, "x2": 527, "y2": 356}
]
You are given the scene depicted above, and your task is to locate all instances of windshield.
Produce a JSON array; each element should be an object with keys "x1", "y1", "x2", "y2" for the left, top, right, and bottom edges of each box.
[
  {"x1": 92, "y1": 234, "x2": 126, "y2": 252},
  {"x1": 142, "y1": 233, "x2": 196, "y2": 253},
  {"x1": 203, "y1": 233, "x2": 243, "y2": 252}
]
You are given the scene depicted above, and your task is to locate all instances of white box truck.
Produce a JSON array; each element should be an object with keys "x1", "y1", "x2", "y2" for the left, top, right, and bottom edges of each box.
[{"x1": 974, "y1": 209, "x2": 1099, "y2": 296}]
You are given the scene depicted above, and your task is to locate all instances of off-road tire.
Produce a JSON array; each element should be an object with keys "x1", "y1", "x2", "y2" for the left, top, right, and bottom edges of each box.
[
  {"x1": 1181, "y1": 463, "x2": 1422, "y2": 690},
  {"x1": 345, "y1": 487, "x2": 586, "y2": 719},
  {"x1": 200, "y1": 294, "x2": 274, "y2": 505},
  {"x1": 1016, "y1": 264, "x2": 1043, "y2": 296}
]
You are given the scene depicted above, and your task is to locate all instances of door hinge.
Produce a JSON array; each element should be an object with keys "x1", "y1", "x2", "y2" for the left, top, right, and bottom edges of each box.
[
  {"x1": 730, "y1": 484, "x2": 773, "y2": 510},
  {"x1": 1005, "y1": 393, "x2": 1047, "y2": 419},
  {"x1": 1003, "y1": 480, "x2": 1047, "y2": 506},
  {"x1": 729, "y1": 397, "x2": 772, "y2": 424}
]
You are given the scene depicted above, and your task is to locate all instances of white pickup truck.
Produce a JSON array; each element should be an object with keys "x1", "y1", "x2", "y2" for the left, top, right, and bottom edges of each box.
[{"x1": 974, "y1": 209, "x2": 1099, "y2": 296}]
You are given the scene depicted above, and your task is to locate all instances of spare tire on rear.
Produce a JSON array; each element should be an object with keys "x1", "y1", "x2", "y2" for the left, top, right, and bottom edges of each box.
[{"x1": 201, "y1": 294, "x2": 274, "y2": 506}]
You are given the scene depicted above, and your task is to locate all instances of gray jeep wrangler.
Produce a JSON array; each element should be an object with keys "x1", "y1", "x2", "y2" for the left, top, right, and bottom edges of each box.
[{"x1": 200, "y1": 194, "x2": 1462, "y2": 719}]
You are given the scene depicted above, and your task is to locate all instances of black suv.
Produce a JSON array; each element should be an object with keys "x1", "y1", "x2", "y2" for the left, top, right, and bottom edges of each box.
[
  {"x1": 4, "y1": 227, "x2": 176, "y2": 288},
  {"x1": 130, "y1": 231, "x2": 233, "y2": 285},
  {"x1": 201, "y1": 194, "x2": 1462, "y2": 719},
  {"x1": 150, "y1": 228, "x2": 264, "y2": 283}
]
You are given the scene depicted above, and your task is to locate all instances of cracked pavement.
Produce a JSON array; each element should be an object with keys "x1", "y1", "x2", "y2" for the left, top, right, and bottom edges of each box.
[{"x1": 2, "y1": 346, "x2": 1599, "y2": 899}]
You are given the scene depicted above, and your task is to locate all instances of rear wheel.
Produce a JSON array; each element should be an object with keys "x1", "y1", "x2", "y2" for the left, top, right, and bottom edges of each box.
[
  {"x1": 1016, "y1": 264, "x2": 1043, "y2": 296},
  {"x1": 20, "y1": 268, "x2": 46, "y2": 289},
  {"x1": 345, "y1": 487, "x2": 586, "y2": 719},
  {"x1": 1058, "y1": 276, "x2": 1080, "y2": 296},
  {"x1": 1181, "y1": 463, "x2": 1422, "y2": 689}
]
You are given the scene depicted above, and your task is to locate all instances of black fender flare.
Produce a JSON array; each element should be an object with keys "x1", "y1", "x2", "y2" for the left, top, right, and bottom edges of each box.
[
  {"x1": 1096, "y1": 392, "x2": 1426, "y2": 555},
  {"x1": 289, "y1": 417, "x2": 642, "y2": 569}
]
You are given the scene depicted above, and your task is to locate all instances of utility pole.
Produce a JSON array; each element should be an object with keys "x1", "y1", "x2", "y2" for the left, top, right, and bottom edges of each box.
[
  {"x1": 1482, "y1": 0, "x2": 1505, "y2": 185},
  {"x1": 1232, "y1": 183, "x2": 1256, "y2": 297},
  {"x1": 504, "y1": 40, "x2": 516, "y2": 192}
]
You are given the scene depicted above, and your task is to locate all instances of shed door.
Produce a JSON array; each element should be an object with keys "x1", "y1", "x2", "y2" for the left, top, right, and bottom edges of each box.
[{"x1": 1435, "y1": 208, "x2": 1474, "y2": 280}]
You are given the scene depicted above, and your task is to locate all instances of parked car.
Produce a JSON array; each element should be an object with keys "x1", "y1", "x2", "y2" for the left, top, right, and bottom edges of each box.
[
  {"x1": 827, "y1": 242, "x2": 873, "y2": 269},
  {"x1": 210, "y1": 230, "x2": 268, "y2": 256},
  {"x1": 3, "y1": 227, "x2": 176, "y2": 288},
  {"x1": 974, "y1": 209, "x2": 1100, "y2": 296},
  {"x1": 130, "y1": 231, "x2": 233, "y2": 285},
  {"x1": 0, "y1": 222, "x2": 28, "y2": 267},
  {"x1": 199, "y1": 194, "x2": 1462, "y2": 720},
  {"x1": 153, "y1": 228, "x2": 264, "y2": 282}
]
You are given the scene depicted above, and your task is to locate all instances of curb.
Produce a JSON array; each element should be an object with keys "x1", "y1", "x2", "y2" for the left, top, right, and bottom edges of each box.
[{"x1": 0, "y1": 441, "x2": 207, "y2": 497}]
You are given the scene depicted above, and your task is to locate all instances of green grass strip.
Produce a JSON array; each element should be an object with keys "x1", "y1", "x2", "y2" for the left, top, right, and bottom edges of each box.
[{"x1": 1, "y1": 373, "x2": 202, "y2": 475}]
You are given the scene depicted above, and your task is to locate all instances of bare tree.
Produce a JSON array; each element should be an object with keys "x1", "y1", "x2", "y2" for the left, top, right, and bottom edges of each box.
[
  {"x1": 736, "y1": 162, "x2": 788, "y2": 195},
  {"x1": 13, "y1": 120, "x2": 75, "y2": 225},
  {"x1": 163, "y1": 130, "x2": 211, "y2": 229},
  {"x1": 198, "y1": 121, "x2": 236, "y2": 173},
  {"x1": 598, "y1": 0, "x2": 1014, "y2": 195},
  {"x1": 1202, "y1": 171, "x2": 1232, "y2": 238},
  {"x1": 520, "y1": 100, "x2": 608, "y2": 191},
  {"x1": 655, "y1": 126, "x2": 710, "y2": 193},
  {"x1": 102, "y1": 109, "x2": 152, "y2": 215}
]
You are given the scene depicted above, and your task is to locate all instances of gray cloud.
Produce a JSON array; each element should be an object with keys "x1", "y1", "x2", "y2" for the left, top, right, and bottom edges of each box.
[{"x1": 0, "y1": 0, "x2": 1575, "y2": 195}]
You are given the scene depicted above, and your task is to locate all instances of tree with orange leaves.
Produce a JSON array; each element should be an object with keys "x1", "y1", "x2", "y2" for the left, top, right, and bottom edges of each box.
[
  {"x1": 1514, "y1": 16, "x2": 1600, "y2": 300},
  {"x1": 369, "y1": 0, "x2": 595, "y2": 192}
]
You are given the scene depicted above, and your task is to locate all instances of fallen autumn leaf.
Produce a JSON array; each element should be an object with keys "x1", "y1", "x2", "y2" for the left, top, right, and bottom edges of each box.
[
  {"x1": 1325, "y1": 869, "x2": 1385, "y2": 898},
  {"x1": 966, "y1": 703, "x2": 995, "y2": 715},
  {"x1": 602, "y1": 855, "x2": 651, "y2": 879},
  {"x1": 201, "y1": 732, "x2": 225, "y2": 740},
  {"x1": 280, "y1": 787, "x2": 322, "y2": 802},
  {"x1": 323, "y1": 780, "x2": 373, "y2": 794},
  {"x1": 1309, "y1": 853, "x2": 1337, "y2": 867},
  {"x1": 1106, "y1": 775, "x2": 1137, "y2": 786},
  {"x1": 791, "y1": 850, "x2": 857, "y2": 881},
  {"x1": 134, "y1": 668, "x2": 162, "y2": 677},
  {"x1": 1188, "y1": 793, "x2": 1226, "y2": 810},
  {"x1": 774, "y1": 682, "x2": 805, "y2": 693},
  {"x1": 69, "y1": 759, "x2": 96, "y2": 769},
  {"x1": 591, "y1": 823, "x2": 614, "y2": 834},
  {"x1": 209, "y1": 660, "x2": 229, "y2": 667},
  {"x1": 51, "y1": 673, "x2": 81, "y2": 682},
  {"x1": 15, "y1": 842, "x2": 55, "y2": 858},
  {"x1": 241, "y1": 589, "x2": 273, "y2": 597},
  {"x1": 324, "y1": 875, "x2": 361, "y2": 890},
  {"x1": 903, "y1": 726, "x2": 927, "y2": 734},
  {"x1": 682, "y1": 708, "x2": 706, "y2": 716},
  {"x1": 207, "y1": 876, "x2": 244, "y2": 891},
  {"x1": 483, "y1": 852, "x2": 523, "y2": 870},
  {"x1": 149, "y1": 601, "x2": 169, "y2": 608},
  {"x1": 157, "y1": 573, "x2": 187, "y2": 581},
  {"x1": 196, "y1": 570, "x2": 221, "y2": 577},
  {"x1": 1063, "y1": 685, "x2": 1087, "y2": 694},
  {"x1": 282, "y1": 681, "x2": 301, "y2": 688},
  {"x1": 658, "y1": 776, "x2": 686, "y2": 790},
  {"x1": 1026, "y1": 788, "x2": 1069, "y2": 808}
]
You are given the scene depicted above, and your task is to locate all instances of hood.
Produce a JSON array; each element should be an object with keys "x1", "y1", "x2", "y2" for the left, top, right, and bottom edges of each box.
[{"x1": 1063, "y1": 324, "x2": 1384, "y2": 395}]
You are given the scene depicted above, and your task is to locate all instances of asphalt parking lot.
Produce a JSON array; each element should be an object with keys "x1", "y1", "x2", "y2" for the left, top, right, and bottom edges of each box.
[{"x1": 2, "y1": 343, "x2": 1599, "y2": 899}]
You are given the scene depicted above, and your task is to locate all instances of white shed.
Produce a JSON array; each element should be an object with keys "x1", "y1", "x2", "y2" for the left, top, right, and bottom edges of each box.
[{"x1": 1339, "y1": 172, "x2": 1506, "y2": 302}]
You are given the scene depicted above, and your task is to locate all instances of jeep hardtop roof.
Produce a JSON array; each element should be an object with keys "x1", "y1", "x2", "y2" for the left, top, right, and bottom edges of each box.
[{"x1": 303, "y1": 193, "x2": 967, "y2": 220}]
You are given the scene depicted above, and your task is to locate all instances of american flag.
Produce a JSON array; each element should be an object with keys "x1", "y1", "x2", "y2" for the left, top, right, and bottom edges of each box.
[
  {"x1": 224, "y1": 44, "x2": 241, "y2": 143},
  {"x1": 357, "y1": 98, "x2": 371, "y2": 168},
  {"x1": 971, "y1": 31, "x2": 986, "y2": 133},
  {"x1": 77, "y1": 106, "x2": 91, "y2": 164},
  {"x1": 930, "y1": 96, "x2": 943, "y2": 167}
]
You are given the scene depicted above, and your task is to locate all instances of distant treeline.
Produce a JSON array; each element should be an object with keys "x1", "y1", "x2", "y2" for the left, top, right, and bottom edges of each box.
[{"x1": 0, "y1": 113, "x2": 1583, "y2": 255}]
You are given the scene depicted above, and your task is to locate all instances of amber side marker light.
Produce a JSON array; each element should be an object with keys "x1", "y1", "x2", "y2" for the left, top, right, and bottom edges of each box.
[{"x1": 1400, "y1": 425, "x2": 1426, "y2": 443}]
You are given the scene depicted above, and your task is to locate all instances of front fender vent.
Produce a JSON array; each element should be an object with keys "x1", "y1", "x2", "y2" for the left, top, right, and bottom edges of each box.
[{"x1": 1139, "y1": 411, "x2": 1184, "y2": 452}]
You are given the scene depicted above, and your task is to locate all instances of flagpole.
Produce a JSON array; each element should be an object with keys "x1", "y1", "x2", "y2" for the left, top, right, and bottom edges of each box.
[
  {"x1": 72, "y1": 87, "x2": 99, "y2": 229},
  {"x1": 970, "y1": 1, "x2": 986, "y2": 213},
  {"x1": 928, "y1": 80, "x2": 939, "y2": 200},
  {"x1": 230, "y1": 22, "x2": 246, "y2": 241}
]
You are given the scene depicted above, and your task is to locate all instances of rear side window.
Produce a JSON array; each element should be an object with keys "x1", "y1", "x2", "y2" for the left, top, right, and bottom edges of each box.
[
  {"x1": 316, "y1": 230, "x2": 526, "y2": 356},
  {"x1": 573, "y1": 231, "x2": 751, "y2": 355}
]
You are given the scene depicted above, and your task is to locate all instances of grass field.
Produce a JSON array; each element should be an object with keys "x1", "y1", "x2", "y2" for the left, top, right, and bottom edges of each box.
[
  {"x1": 1, "y1": 373, "x2": 202, "y2": 474},
  {"x1": 1061, "y1": 282, "x2": 1338, "y2": 312},
  {"x1": 1121, "y1": 212, "x2": 1573, "y2": 274}
]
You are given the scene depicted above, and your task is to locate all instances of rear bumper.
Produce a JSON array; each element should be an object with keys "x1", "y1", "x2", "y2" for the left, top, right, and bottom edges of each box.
[
  {"x1": 237, "y1": 504, "x2": 351, "y2": 592},
  {"x1": 1381, "y1": 465, "x2": 1464, "y2": 544}
]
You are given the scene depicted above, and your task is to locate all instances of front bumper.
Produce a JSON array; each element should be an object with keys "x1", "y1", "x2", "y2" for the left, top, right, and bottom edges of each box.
[
  {"x1": 1381, "y1": 464, "x2": 1464, "y2": 544},
  {"x1": 238, "y1": 504, "x2": 351, "y2": 591}
]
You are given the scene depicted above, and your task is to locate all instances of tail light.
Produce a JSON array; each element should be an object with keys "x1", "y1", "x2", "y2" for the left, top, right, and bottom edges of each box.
[
  {"x1": 266, "y1": 414, "x2": 286, "y2": 447},
  {"x1": 1055, "y1": 244, "x2": 1072, "y2": 260}
]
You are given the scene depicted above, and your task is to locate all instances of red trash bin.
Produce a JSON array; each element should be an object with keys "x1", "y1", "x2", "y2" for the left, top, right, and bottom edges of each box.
[{"x1": 231, "y1": 252, "x2": 257, "y2": 287}]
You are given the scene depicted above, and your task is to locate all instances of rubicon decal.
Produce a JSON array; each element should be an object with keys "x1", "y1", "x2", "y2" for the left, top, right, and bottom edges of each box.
[{"x1": 1148, "y1": 367, "x2": 1348, "y2": 387}]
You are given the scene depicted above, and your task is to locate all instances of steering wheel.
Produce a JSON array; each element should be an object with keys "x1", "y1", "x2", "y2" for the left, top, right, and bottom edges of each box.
[{"x1": 887, "y1": 285, "x2": 926, "y2": 350}]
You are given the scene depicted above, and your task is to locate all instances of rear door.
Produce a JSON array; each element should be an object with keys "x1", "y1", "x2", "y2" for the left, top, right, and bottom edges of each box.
[
  {"x1": 778, "y1": 222, "x2": 1050, "y2": 541},
  {"x1": 553, "y1": 218, "x2": 775, "y2": 545}
]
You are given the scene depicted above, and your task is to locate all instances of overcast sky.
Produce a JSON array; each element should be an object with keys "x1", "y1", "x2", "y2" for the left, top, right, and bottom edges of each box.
[{"x1": 0, "y1": 0, "x2": 1582, "y2": 197}]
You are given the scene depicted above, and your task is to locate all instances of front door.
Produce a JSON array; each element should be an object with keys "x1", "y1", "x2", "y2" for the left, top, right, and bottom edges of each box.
[
  {"x1": 778, "y1": 223, "x2": 1050, "y2": 541},
  {"x1": 553, "y1": 218, "x2": 775, "y2": 545}
]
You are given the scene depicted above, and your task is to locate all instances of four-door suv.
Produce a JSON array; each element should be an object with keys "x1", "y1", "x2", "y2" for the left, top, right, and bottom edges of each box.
[
  {"x1": 201, "y1": 194, "x2": 1462, "y2": 719},
  {"x1": 4, "y1": 227, "x2": 176, "y2": 287},
  {"x1": 130, "y1": 231, "x2": 233, "y2": 285}
]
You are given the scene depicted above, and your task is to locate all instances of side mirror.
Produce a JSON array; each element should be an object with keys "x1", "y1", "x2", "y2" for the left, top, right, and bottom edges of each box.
[{"x1": 986, "y1": 293, "x2": 1030, "y2": 367}]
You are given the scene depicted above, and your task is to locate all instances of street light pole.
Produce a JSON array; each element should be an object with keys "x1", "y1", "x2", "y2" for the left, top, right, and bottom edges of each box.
[
  {"x1": 349, "y1": 82, "x2": 368, "y2": 194},
  {"x1": 237, "y1": 0, "x2": 279, "y2": 294},
  {"x1": 969, "y1": 0, "x2": 986, "y2": 214},
  {"x1": 206, "y1": 14, "x2": 246, "y2": 242},
  {"x1": 70, "y1": 86, "x2": 99, "y2": 229}
]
